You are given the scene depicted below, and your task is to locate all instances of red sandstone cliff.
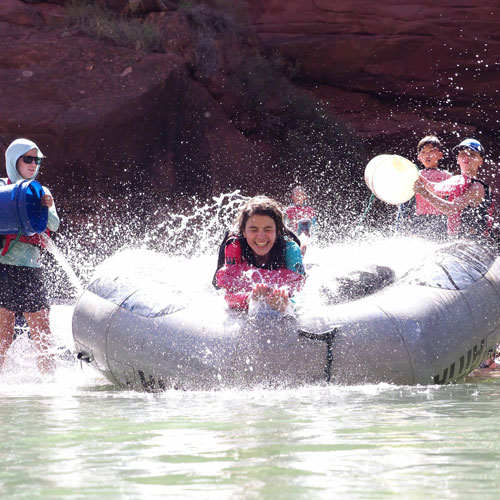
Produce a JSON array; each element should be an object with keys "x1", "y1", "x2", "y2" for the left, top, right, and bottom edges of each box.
[
  {"x1": 2, "y1": 0, "x2": 500, "y2": 219},
  {"x1": 0, "y1": 0, "x2": 275, "y2": 206},
  {"x1": 249, "y1": 0, "x2": 500, "y2": 151}
]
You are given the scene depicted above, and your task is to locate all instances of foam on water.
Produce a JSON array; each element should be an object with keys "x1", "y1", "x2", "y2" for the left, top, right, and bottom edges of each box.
[
  {"x1": 41, "y1": 232, "x2": 84, "y2": 295},
  {"x1": 0, "y1": 304, "x2": 108, "y2": 393}
]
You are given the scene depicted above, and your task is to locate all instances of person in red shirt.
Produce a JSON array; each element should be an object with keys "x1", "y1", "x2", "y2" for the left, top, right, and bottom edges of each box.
[
  {"x1": 413, "y1": 138, "x2": 493, "y2": 239},
  {"x1": 396, "y1": 135, "x2": 452, "y2": 240},
  {"x1": 285, "y1": 186, "x2": 317, "y2": 256}
]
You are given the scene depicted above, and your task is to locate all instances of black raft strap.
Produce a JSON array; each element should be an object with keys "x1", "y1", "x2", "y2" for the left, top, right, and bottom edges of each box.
[{"x1": 298, "y1": 328, "x2": 338, "y2": 383}]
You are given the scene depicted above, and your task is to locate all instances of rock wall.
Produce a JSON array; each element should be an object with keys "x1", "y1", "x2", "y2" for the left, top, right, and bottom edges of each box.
[
  {"x1": 249, "y1": 0, "x2": 500, "y2": 157},
  {"x1": 2, "y1": 0, "x2": 500, "y2": 223},
  {"x1": 0, "y1": 0, "x2": 273, "y2": 213}
]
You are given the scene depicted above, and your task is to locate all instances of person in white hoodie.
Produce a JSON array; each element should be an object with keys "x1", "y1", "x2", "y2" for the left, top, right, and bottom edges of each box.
[{"x1": 0, "y1": 138, "x2": 60, "y2": 374}]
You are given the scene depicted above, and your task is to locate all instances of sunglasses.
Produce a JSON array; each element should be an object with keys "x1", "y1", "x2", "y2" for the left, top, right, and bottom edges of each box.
[{"x1": 21, "y1": 156, "x2": 43, "y2": 165}]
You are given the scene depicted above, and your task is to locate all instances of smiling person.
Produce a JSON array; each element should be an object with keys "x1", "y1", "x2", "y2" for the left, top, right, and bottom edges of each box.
[
  {"x1": 413, "y1": 138, "x2": 493, "y2": 239},
  {"x1": 395, "y1": 135, "x2": 452, "y2": 240},
  {"x1": 213, "y1": 196, "x2": 305, "y2": 313},
  {"x1": 0, "y1": 138, "x2": 60, "y2": 374}
]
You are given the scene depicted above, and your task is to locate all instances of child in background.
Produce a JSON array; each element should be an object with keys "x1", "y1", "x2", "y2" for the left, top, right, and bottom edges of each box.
[
  {"x1": 285, "y1": 186, "x2": 317, "y2": 256},
  {"x1": 396, "y1": 135, "x2": 452, "y2": 240}
]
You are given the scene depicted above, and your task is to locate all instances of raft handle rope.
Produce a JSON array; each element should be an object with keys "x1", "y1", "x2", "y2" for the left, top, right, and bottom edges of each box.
[
  {"x1": 355, "y1": 194, "x2": 375, "y2": 230},
  {"x1": 298, "y1": 328, "x2": 338, "y2": 382}
]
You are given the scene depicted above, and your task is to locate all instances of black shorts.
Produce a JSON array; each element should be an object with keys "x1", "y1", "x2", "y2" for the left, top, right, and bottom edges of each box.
[{"x1": 0, "y1": 263, "x2": 50, "y2": 313}]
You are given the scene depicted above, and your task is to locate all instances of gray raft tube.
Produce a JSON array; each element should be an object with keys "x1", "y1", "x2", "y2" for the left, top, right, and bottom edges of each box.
[{"x1": 72, "y1": 242, "x2": 500, "y2": 391}]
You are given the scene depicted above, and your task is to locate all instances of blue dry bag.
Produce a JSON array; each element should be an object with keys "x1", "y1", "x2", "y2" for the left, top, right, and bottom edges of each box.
[{"x1": 0, "y1": 180, "x2": 48, "y2": 235}]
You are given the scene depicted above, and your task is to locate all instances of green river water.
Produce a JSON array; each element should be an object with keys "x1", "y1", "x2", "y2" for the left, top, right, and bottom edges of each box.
[{"x1": 1, "y1": 305, "x2": 499, "y2": 500}]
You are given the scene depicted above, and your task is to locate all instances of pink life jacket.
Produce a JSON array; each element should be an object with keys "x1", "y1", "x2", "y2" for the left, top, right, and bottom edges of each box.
[
  {"x1": 285, "y1": 204, "x2": 316, "y2": 231},
  {"x1": 415, "y1": 169, "x2": 452, "y2": 216},
  {"x1": 215, "y1": 238, "x2": 305, "y2": 309},
  {"x1": 216, "y1": 262, "x2": 305, "y2": 296},
  {"x1": 434, "y1": 175, "x2": 493, "y2": 235}
]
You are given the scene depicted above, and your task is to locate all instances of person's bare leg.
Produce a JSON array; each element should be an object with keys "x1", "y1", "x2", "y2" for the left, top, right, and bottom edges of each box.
[
  {"x1": 24, "y1": 309, "x2": 55, "y2": 373},
  {"x1": 0, "y1": 307, "x2": 15, "y2": 371}
]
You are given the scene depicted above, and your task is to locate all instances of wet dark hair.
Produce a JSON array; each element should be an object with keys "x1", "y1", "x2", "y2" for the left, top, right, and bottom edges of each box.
[
  {"x1": 235, "y1": 195, "x2": 287, "y2": 237},
  {"x1": 417, "y1": 135, "x2": 443, "y2": 153}
]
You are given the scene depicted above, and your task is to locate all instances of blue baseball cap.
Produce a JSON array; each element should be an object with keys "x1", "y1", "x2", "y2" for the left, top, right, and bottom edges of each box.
[{"x1": 452, "y1": 138, "x2": 485, "y2": 157}]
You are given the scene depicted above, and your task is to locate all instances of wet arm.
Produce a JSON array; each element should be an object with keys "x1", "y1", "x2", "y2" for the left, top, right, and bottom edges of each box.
[
  {"x1": 44, "y1": 187, "x2": 60, "y2": 232},
  {"x1": 414, "y1": 180, "x2": 485, "y2": 216}
]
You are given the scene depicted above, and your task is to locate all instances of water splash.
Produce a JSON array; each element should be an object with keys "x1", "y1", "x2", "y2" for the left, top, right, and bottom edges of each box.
[
  {"x1": 41, "y1": 233, "x2": 84, "y2": 295},
  {"x1": 73, "y1": 189, "x2": 440, "y2": 306},
  {"x1": 0, "y1": 304, "x2": 90, "y2": 386},
  {"x1": 146, "y1": 189, "x2": 249, "y2": 258},
  {"x1": 1, "y1": 187, "x2": 444, "y2": 387}
]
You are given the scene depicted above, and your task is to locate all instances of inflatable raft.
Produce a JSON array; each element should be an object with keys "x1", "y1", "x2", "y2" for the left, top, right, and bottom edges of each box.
[{"x1": 72, "y1": 241, "x2": 500, "y2": 391}]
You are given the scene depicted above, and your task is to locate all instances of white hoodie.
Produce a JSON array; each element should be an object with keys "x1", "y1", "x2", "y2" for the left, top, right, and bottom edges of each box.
[{"x1": 5, "y1": 138, "x2": 42, "y2": 183}]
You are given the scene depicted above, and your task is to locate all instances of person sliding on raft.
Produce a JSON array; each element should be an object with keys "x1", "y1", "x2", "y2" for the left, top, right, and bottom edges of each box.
[
  {"x1": 413, "y1": 138, "x2": 494, "y2": 241},
  {"x1": 285, "y1": 185, "x2": 317, "y2": 256},
  {"x1": 213, "y1": 195, "x2": 305, "y2": 313},
  {"x1": 396, "y1": 135, "x2": 452, "y2": 240}
]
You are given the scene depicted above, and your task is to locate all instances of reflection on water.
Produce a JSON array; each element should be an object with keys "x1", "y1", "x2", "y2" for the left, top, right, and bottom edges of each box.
[{"x1": 1, "y1": 366, "x2": 500, "y2": 499}]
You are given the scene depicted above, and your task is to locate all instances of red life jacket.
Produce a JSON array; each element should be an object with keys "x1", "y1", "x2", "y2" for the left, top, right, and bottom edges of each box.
[
  {"x1": 434, "y1": 175, "x2": 494, "y2": 235},
  {"x1": 1, "y1": 232, "x2": 49, "y2": 256},
  {"x1": 285, "y1": 204, "x2": 316, "y2": 231},
  {"x1": 0, "y1": 178, "x2": 49, "y2": 256},
  {"x1": 215, "y1": 237, "x2": 305, "y2": 309},
  {"x1": 224, "y1": 236, "x2": 243, "y2": 266},
  {"x1": 217, "y1": 238, "x2": 304, "y2": 293},
  {"x1": 216, "y1": 262, "x2": 305, "y2": 296}
]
